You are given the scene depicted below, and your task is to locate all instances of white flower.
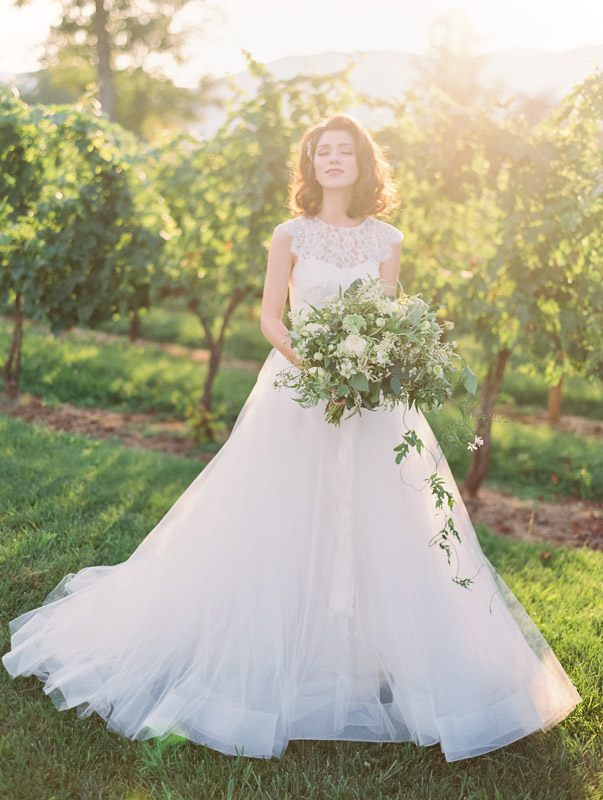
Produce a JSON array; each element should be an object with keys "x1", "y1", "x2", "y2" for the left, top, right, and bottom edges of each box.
[
  {"x1": 303, "y1": 322, "x2": 323, "y2": 335},
  {"x1": 444, "y1": 320, "x2": 455, "y2": 330},
  {"x1": 451, "y1": 341, "x2": 457, "y2": 348},
  {"x1": 338, "y1": 358, "x2": 356, "y2": 378},
  {"x1": 313, "y1": 352, "x2": 323, "y2": 361},
  {"x1": 342, "y1": 334, "x2": 367, "y2": 357},
  {"x1": 467, "y1": 435, "x2": 484, "y2": 451},
  {"x1": 327, "y1": 299, "x2": 345, "y2": 314},
  {"x1": 308, "y1": 366, "x2": 326, "y2": 379},
  {"x1": 343, "y1": 314, "x2": 365, "y2": 335},
  {"x1": 375, "y1": 318, "x2": 386, "y2": 327},
  {"x1": 376, "y1": 297, "x2": 397, "y2": 315}
]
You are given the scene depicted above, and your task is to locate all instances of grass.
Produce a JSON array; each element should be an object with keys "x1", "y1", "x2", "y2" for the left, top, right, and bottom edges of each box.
[
  {"x1": 426, "y1": 407, "x2": 603, "y2": 501},
  {"x1": 100, "y1": 303, "x2": 603, "y2": 421},
  {"x1": 3, "y1": 299, "x2": 603, "y2": 420},
  {"x1": 0, "y1": 416, "x2": 602, "y2": 800},
  {"x1": 96, "y1": 299, "x2": 273, "y2": 363},
  {"x1": 71, "y1": 300, "x2": 603, "y2": 421},
  {"x1": 1, "y1": 316, "x2": 602, "y2": 501},
  {"x1": 0, "y1": 317, "x2": 258, "y2": 427},
  {"x1": 454, "y1": 335, "x2": 603, "y2": 422}
]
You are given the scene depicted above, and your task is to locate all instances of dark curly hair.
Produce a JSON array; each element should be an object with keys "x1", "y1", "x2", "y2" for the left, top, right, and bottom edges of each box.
[{"x1": 287, "y1": 113, "x2": 399, "y2": 220}]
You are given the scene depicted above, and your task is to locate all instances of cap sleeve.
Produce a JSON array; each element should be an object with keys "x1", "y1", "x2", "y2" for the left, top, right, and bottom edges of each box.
[
  {"x1": 375, "y1": 221, "x2": 403, "y2": 263},
  {"x1": 276, "y1": 217, "x2": 304, "y2": 258}
]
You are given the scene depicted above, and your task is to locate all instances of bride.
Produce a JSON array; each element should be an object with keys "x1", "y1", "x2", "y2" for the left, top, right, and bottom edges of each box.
[{"x1": 2, "y1": 113, "x2": 581, "y2": 762}]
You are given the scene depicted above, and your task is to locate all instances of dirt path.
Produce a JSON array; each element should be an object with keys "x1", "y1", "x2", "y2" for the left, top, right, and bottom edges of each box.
[
  {"x1": 461, "y1": 487, "x2": 603, "y2": 552},
  {"x1": 0, "y1": 393, "x2": 215, "y2": 461},
  {"x1": 2, "y1": 392, "x2": 602, "y2": 553},
  {"x1": 498, "y1": 404, "x2": 603, "y2": 439}
]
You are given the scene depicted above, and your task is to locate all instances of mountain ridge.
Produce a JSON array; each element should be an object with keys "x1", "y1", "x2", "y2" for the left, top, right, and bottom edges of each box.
[{"x1": 2, "y1": 44, "x2": 601, "y2": 138}]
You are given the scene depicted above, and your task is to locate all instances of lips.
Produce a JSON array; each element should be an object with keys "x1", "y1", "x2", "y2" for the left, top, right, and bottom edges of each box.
[{"x1": 326, "y1": 169, "x2": 343, "y2": 175}]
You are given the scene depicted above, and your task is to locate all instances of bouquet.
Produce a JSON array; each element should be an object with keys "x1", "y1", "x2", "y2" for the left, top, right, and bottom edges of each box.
[{"x1": 274, "y1": 275, "x2": 479, "y2": 588}]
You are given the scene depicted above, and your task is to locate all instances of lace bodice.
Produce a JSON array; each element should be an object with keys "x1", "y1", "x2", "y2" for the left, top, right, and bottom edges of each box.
[{"x1": 277, "y1": 215, "x2": 403, "y2": 316}]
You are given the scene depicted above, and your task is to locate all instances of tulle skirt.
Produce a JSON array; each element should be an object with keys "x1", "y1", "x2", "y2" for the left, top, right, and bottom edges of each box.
[{"x1": 2, "y1": 347, "x2": 582, "y2": 761}]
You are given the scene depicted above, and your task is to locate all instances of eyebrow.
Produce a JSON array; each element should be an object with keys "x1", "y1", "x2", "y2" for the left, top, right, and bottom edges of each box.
[{"x1": 316, "y1": 143, "x2": 355, "y2": 150}]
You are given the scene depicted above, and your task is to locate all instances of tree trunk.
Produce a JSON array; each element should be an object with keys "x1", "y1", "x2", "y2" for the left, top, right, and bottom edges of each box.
[
  {"x1": 199, "y1": 339, "x2": 224, "y2": 414},
  {"x1": 464, "y1": 348, "x2": 510, "y2": 497},
  {"x1": 197, "y1": 289, "x2": 248, "y2": 438},
  {"x1": 547, "y1": 378, "x2": 563, "y2": 421},
  {"x1": 2, "y1": 292, "x2": 24, "y2": 398},
  {"x1": 94, "y1": 0, "x2": 117, "y2": 121},
  {"x1": 129, "y1": 310, "x2": 140, "y2": 342}
]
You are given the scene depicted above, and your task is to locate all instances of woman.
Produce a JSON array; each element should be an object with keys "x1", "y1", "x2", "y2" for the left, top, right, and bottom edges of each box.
[{"x1": 2, "y1": 113, "x2": 581, "y2": 762}]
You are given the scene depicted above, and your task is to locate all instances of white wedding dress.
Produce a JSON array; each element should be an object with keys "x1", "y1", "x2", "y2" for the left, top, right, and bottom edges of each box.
[{"x1": 2, "y1": 215, "x2": 581, "y2": 761}]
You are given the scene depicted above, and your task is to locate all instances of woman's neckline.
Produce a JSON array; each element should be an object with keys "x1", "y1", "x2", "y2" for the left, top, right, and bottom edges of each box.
[{"x1": 309, "y1": 215, "x2": 370, "y2": 230}]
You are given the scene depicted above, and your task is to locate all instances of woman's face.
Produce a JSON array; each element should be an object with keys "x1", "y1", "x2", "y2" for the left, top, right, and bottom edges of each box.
[{"x1": 313, "y1": 129, "x2": 359, "y2": 189}]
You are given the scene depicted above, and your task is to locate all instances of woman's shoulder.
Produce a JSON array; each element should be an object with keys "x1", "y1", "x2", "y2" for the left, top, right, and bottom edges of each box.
[
  {"x1": 273, "y1": 216, "x2": 308, "y2": 256},
  {"x1": 370, "y1": 217, "x2": 404, "y2": 242},
  {"x1": 275, "y1": 215, "x2": 308, "y2": 236},
  {"x1": 369, "y1": 217, "x2": 404, "y2": 262}
]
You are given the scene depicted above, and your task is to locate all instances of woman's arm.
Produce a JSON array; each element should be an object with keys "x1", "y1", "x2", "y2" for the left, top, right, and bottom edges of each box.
[
  {"x1": 260, "y1": 226, "x2": 302, "y2": 367},
  {"x1": 379, "y1": 239, "x2": 403, "y2": 296}
]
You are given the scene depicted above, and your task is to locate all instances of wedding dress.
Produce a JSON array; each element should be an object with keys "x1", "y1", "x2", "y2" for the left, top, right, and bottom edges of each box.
[{"x1": 2, "y1": 214, "x2": 581, "y2": 761}]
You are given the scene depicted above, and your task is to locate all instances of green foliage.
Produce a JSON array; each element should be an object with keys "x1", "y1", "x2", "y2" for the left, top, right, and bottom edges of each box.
[
  {"x1": 184, "y1": 401, "x2": 228, "y2": 443},
  {"x1": 16, "y1": 0, "x2": 213, "y2": 137},
  {"x1": 146, "y1": 54, "x2": 359, "y2": 420},
  {"x1": 378, "y1": 69, "x2": 603, "y2": 493},
  {"x1": 2, "y1": 60, "x2": 602, "y2": 438},
  {"x1": 0, "y1": 88, "x2": 172, "y2": 333},
  {"x1": 382, "y1": 69, "x2": 603, "y2": 384},
  {"x1": 152, "y1": 53, "x2": 359, "y2": 323}
]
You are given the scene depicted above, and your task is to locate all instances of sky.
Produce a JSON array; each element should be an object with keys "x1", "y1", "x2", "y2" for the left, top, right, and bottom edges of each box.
[{"x1": 1, "y1": 0, "x2": 603, "y2": 87}]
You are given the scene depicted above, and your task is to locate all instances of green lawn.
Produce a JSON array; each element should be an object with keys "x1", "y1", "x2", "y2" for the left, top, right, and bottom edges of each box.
[
  {"x1": 1, "y1": 316, "x2": 602, "y2": 501},
  {"x1": 3, "y1": 300, "x2": 603, "y2": 420},
  {"x1": 453, "y1": 335, "x2": 603, "y2": 422},
  {"x1": 98, "y1": 302, "x2": 603, "y2": 420},
  {"x1": 96, "y1": 299, "x2": 273, "y2": 363},
  {"x1": 1, "y1": 417, "x2": 602, "y2": 800},
  {"x1": 426, "y1": 406, "x2": 603, "y2": 501},
  {"x1": 0, "y1": 317, "x2": 258, "y2": 426}
]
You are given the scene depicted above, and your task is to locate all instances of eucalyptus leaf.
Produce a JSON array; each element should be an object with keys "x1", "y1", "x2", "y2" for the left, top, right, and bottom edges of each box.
[
  {"x1": 349, "y1": 372, "x2": 369, "y2": 392},
  {"x1": 460, "y1": 365, "x2": 478, "y2": 395},
  {"x1": 390, "y1": 376, "x2": 402, "y2": 396}
]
